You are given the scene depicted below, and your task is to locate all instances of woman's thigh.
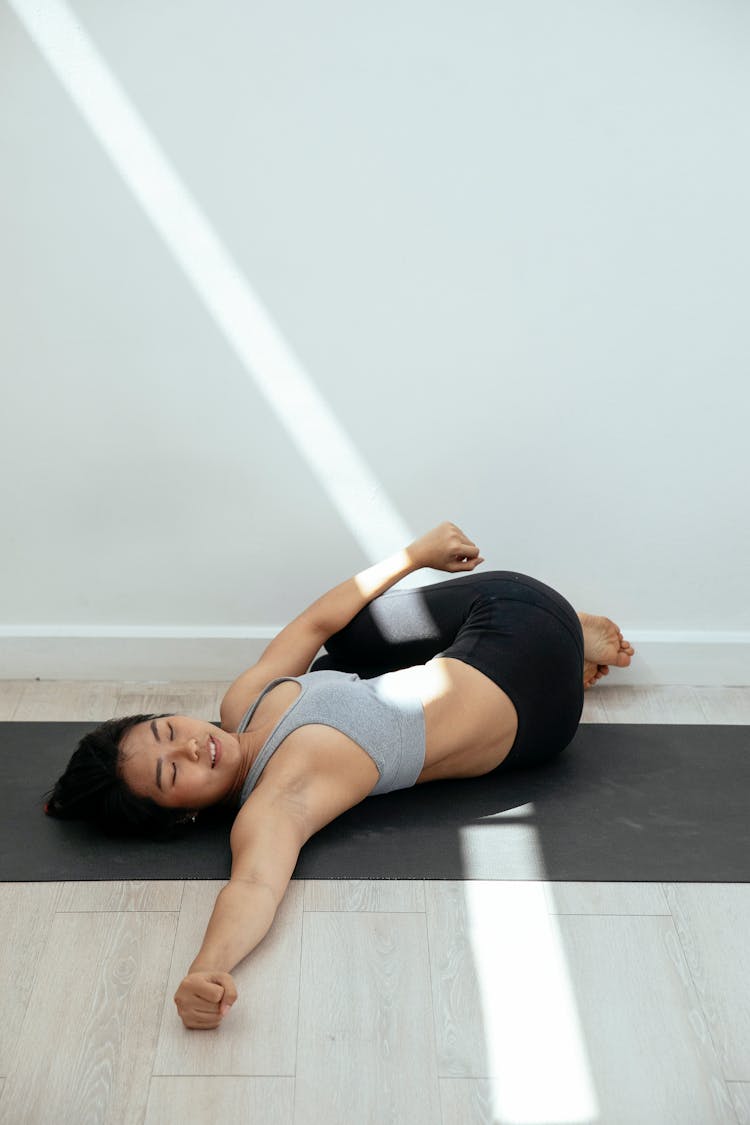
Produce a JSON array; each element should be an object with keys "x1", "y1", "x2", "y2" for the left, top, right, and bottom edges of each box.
[
  {"x1": 311, "y1": 573, "x2": 486, "y2": 677},
  {"x1": 311, "y1": 570, "x2": 582, "y2": 682}
]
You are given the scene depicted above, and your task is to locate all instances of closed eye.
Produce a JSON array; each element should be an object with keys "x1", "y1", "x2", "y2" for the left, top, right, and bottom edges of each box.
[
  {"x1": 172, "y1": 762, "x2": 177, "y2": 786},
  {"x1": 168, "y1": 722, "x2": 174, "y2": 740}
]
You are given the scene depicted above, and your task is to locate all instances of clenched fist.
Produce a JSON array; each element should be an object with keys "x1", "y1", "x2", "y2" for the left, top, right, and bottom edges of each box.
[
  {"x1": 174, "y1": 970, "x2": 237, "y2": 1030},
  {"x1": 406, "y1": 522, "x2": 485, "y2": 573}
]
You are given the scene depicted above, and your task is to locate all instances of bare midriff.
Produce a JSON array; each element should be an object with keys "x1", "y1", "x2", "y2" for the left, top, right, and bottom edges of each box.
[{"x1": 393, "y1": 657, "x2": 519, "y2": 783}]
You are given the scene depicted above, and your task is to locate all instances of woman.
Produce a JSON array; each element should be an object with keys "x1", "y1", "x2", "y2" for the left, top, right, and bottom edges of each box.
[{"x1": 46, "y1": 522, "x2": 634, "y2": 1030}]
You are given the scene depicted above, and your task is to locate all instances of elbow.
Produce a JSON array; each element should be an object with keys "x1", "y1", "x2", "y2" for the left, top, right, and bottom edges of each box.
[
  {"x1": 224, "y1": 873, "x2": 283, "y2": 912},
  {"x1": 301, "y1": 611, "x2": 332, "y2": 648}
]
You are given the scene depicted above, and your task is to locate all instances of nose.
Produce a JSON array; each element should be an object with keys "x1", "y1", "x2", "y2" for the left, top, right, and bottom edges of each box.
[{"x1": 173, "y1": 736, "x2": 200, "y2": 761}]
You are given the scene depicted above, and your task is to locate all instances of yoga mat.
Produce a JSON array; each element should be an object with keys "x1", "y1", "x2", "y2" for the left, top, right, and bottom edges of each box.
[{"x1": 2, "y1": 722, "x2": 748, "y2": 882}]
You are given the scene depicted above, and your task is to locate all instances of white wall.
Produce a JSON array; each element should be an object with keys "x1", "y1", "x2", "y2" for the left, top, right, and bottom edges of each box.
[{"x1": 1, "y1": 0, "x2": 748, "y2": 682}]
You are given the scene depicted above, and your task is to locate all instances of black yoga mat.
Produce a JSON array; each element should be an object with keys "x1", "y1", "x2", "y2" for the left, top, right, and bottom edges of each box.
[{"x1": 2, "y1": 721, "x2": 749, "y2": 882}]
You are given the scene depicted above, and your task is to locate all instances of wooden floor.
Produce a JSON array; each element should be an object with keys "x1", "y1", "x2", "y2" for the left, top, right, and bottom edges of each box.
[{"x1": 0, "y1": 681, "x2": 749, "y2": 1125}]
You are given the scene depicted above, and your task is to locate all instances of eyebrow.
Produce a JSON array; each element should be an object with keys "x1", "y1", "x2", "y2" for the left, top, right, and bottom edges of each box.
[{"x1": 152, "y1": 720, "x2": 163, "y2": 790}]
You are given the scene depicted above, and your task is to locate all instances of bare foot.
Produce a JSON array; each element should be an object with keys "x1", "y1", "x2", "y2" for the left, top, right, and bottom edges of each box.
[
  {"x1": 582, "y1": 659, "x2": 611, "y2": 688},
  {"x1": 578, "y1": 613, "x2": 635, "y2": 688}
]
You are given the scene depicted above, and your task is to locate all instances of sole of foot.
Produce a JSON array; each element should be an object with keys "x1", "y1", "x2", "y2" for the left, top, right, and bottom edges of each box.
[{"x1": 579, "y1": 613, "x2": 635, "y2": 688}]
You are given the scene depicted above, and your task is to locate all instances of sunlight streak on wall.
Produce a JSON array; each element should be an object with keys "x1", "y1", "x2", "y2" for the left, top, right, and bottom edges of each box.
[{"x1": 9, "y1": 0, "x2": 413, "y2": 563}]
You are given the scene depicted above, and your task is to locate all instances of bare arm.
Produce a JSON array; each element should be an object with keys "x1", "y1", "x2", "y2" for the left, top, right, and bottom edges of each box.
[
  {"x1": 172, "y1": 793, "x2": 306, "y2": 1030},
  {"x1": 187, "y1": 881, "x2": 279, "y2": 977},
  {"x1": 173, "y1": 722, "x2": 388, "y2": 1030},
  {"x1": 172, "y1": 883, "x2": 277, "y2": 1030},
  {"x1": 283, "y1": 522, "x2": 485, "y2": 638}
]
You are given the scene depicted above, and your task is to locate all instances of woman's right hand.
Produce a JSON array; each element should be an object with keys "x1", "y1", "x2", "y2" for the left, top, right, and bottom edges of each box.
[
  {"x1": 406, "y1": 522, "x2": 485, "y2": 573},
  {"x1": 174, "y1": 970, "x2": 237, "y2": 1030}
]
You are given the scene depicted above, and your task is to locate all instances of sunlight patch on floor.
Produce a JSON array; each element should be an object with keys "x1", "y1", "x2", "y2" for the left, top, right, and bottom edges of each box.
[{"x1": 460, "y1": 828, "x2": 600, "y2": 1124}]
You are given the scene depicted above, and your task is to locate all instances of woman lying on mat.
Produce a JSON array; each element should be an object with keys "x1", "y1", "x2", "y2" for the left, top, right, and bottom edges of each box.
[{"x1": 46, "y1": 521, "x2": 634, "y2": 1029}]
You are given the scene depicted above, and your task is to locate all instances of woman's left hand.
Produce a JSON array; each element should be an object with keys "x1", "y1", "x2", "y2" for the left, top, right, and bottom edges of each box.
[{"x1": 406, "y1": 522, "x2": 485, "y2": 573}]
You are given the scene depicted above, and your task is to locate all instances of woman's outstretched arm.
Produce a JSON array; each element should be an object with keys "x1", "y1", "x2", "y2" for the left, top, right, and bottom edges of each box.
[
  {"x1": 173, "y1": 793, "x2": 306, "y2": 1029},
  {"x1": 174, "y1": 721, "x2": 384, "y2": 1030}
]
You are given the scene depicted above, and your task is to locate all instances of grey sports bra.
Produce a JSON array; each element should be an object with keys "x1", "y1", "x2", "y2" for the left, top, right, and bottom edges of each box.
[{"x1": 236, "y1": 669, "x2": 425, "y2": 803}]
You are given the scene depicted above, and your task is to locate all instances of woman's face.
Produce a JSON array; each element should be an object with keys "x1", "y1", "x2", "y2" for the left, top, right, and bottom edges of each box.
[{"x1": 119, "y1": 715, "x2": 244, "y2": 809}]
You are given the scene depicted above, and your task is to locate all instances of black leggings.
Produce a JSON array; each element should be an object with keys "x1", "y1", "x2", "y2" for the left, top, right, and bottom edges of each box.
[{"x1": 310, "y1": 570, "x2": 585, "y2": 771}]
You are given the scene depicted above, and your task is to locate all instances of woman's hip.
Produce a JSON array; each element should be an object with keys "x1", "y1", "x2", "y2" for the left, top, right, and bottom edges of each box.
[{"x1": 438, "y1": 589, "x2": 584, "y2": 771}]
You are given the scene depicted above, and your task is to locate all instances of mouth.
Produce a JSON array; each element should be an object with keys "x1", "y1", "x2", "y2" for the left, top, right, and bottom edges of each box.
[{"x1": 208, "y1": 736, "x2": 222, "y2": 768}]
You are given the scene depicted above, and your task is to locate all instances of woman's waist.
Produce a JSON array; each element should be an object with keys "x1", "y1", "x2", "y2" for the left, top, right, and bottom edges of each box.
[{"x1": 386, "y1": 658, "x2": 518, "y2": 759}]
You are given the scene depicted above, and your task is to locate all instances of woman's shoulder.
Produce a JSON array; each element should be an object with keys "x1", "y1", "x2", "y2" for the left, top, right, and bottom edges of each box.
[
  {"x1": 220, "y1": 668, "x2": 300, "y2": 732},
  {"x1": 238, "y1": 723, "x2": 379, "y2": 840},
  {"x1": 230, "y1": 681, "x2": 380, "y2": 828},
  {"x1": 220, "y1": 667, "x2": 359, "y2": 732}
]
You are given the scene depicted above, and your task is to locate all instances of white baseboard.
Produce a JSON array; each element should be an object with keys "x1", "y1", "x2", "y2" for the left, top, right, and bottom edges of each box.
[
  {"x1": 612, "y1": 632, "x2": 750, "y2": 687},
  {"x1": 0, "y1": 629, "x2": 276, "y2": 681},
  {"x1": 0, "y1": 628, "x2": 749, "y2": 685}
]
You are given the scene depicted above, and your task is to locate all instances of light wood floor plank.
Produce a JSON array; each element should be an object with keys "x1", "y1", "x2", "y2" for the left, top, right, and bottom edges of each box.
[
  {"x1": 440, "y1": 1073, "x2": 743, "y2": 1125},
  {"x1": 543, "y1": 880, "x2": 671, "y2": 916},
  {"x1": 440, "y1": 1078, "x2": 495, "y2": 1125},
  {"x1": 665, "y1": 883, "x2": 750, "y2": 1081},
  {"x1": 0, "y1": 882, "x2": 62, "y2": 1074},
  {"x1": 295, "y1": 911, "x2": 441, "y2": 1125},
  {"x1": 212, "y1": 681, "x2": 232, "y2": 715},
  {"x1": 696, "y1": 686, "x2": 750, "y2": 724},
  {"x1": 144, "y1": 1077, "x2": 294, "y2": 1125},
  {"x1": 4, "y1": 679, "x2": 232, "y2": 722},
  {"x1": 303, "y1": 878, "x2": 425, "y2": 912},
  {"x1": 114, "y1": 683, "x2": 223, "y2": 720},
  {"x1": 0, "y1": 910, "x2": 177, "y2": 1125},
  {"x1": 425, "y1": 882, "x2": 733, "y2": 1123},
  {"x1": 425, "y1": 880, "x2": 494, "y2": 1078},
  {"x1": 57, "y1": 880, "x2": 184, "y2": 912},
  {"x1": 601, "y1": 685, "x2": 707, "y2": 723},
  {"x1": 557, "y1": 912, "x2": 737, "y2": 1124},
  {"x1": 12, "y1": 681, "x2": 121, "y2": 721},
  {"x1": 0, "y1": 683, "x2": 23, "y2": 720},
  {"x1": 153, "y1": 880, "x2": 303, "y2": 1076},
  {"x1": 580, "y1": 690, "x2": 609, "y2": 723}
]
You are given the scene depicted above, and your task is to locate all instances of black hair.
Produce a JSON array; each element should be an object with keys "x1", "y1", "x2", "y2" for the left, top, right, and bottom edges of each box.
[{"x1": 44, "y1": 714, "x2": 196, "y2": 839}]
